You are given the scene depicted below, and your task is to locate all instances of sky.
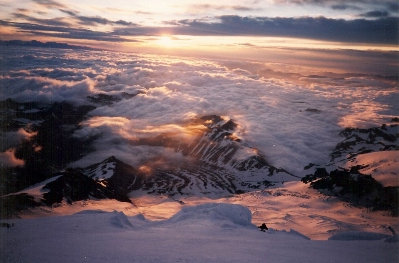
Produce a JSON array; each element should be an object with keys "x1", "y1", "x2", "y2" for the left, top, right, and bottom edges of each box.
[{"x1": 0, "y1": 0, "x2": 398, "y2": 54}]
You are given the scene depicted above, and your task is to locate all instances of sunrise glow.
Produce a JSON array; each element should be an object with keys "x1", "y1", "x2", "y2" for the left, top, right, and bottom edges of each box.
[
  {"x1": 156, "y1": 35, "x2": 175, "y2": 48},
  {"x1": 1, "y1": 0, "x2": 398, "y2": 262}
]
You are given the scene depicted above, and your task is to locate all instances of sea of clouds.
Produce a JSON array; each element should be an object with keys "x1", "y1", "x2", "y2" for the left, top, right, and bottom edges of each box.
[{"x1": 1, "y1": 46, "x2": 398, "y2": 176}]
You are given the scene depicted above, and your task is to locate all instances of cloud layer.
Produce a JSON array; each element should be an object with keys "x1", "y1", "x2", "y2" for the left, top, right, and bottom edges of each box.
[{"x1": 1, "y1": 46, "x2": 397, "y2": 175}]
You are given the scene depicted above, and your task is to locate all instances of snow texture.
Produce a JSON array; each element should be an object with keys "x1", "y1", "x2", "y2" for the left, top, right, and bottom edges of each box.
[
  {"x1": 165, "y1": 203, "x2": 253, "y2": 227},
  {"x1": 1, "y1": 203, "x2": 398, "y2": 263},
  {"x1": 346, "y1": 151, "x2": 399, "y2": 187}
]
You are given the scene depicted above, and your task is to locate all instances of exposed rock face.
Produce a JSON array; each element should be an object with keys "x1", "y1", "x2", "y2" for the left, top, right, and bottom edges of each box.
[
  {"x1": 142, "y1": 164, "x2": 238, "y2": 195},
  {"x1": 135, "y1": 115, "x2": 296, "y2": 195},
  {"x1": 1, "y1": 112, "x2": 298, "y2": 216},
  {"x1": 0, "y1": 193, "x2": 40, "y2": 218},
  {"x1": 185, "y1": 116, "x2": 273, "y2": 171},
  {"x1": 42, "y1": 169, "x2": 113, "y2": 205},
  {"x1": 302, "y1": 123, "x2": 399, "y2": 215},
  {"x1": 83, "y1": 156, "x2": 145, "y2": 196},
  {"x1": 77, "y1": 115, "x2": 297, "y2": 198},
  {"x1": 86, "y1": 92, "x2": 139, "y2": 106},
  {"x1": 331, "y1": 124, "x2": 398, "y2": 161},
  {"x1": 1, "y1": 100, "x2": 296, "y2": 215},
  {"x1": 183, "y1": 115, "x2": 296, "y2": 182},
  {"x1": 0, "y1": 99, "x2": 96, "y2": 195},
  {"x1": 302, "y1": 167, "x2": 399, "y2": 216},
  {"x1": 5, "y1": 98, "x2": 397, "y2": 217}
]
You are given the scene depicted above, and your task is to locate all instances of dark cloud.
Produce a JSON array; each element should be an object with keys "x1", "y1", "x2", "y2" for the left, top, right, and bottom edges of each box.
[
  {"x1": 4, "y1": 11, "x2": 399, "y2": 44},
  {"x1": 22, "y1": 3, "x2": 135, "y2": 27},
  {"x1": 32, "y1": 0, "x2": 65, "y2": 8},
  {"x1": 276, "y1": 0, "x2": 399, "y2": 12},
  {"x1": 13, "y1": 12, "x2": 71, "y2": 27},
  {"x1": 0, "y1": 20, "x2": 129, "y2": 42},
  {"x1": 359, "y1": 10, "x2": 390, "y2": 18},
  {"x1": 166, "y1": 15, "x2": 399, "y2": 44},
  {"x1": 58, "y1": 9, "x2": 76, "y2": 16},
  {"x1": 75, "y1": 15, "x2": 134, "y2": 26},
  {"x1": 74, "y1": 15, "x2": 133, "y2": 26},
  {"x1": 231, "y1": 6, "x2": 256, "y2": 11},
  {"x1": 189, "y1": 4, "x2": 256, "y2": 12},
  {"x1": 331, "y1": 4, "x2": 361, "y2": 10},
  {"x1": 16, "y1": 8, "x2": 29, "y2": 12},
  {"x1": 276, "y1": 0, "x2": 383, "y2": 5},
  {"x1": 10, "y1": 8, "x2": 135, "y2": 40},
  {"x1": 0, "y1": 40, "x2": 93, "y2": 51},
  {"x1": 58, "y1": 9, "x2": 135, "y2": 26},
  {"x1": 386, "y1": 2, "x2": 399, "y2": 11}
]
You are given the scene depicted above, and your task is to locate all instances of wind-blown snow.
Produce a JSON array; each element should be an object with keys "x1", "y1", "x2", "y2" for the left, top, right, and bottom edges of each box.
[{"x1": 1, "y1": 203, "x2": 397, "y2": 263}]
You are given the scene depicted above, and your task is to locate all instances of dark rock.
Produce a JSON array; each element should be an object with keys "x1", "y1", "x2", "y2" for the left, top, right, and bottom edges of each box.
[
  {"x1": 87, "y1": 93, "x2": 120, "y2": 105},
  {"x1": 331, "y1": 124, "x2": 398, "y2": 161},
  {"x1": 0, "y1": 193, "x2": 40, "y2": 218},
  {"x1": 304, "y1": 163, "x2": 315, "y2": 170},
  {"x1": 258, "y1": 223, "x2": 268, "y2": 231},
  {"x1": 42, "y1": 169, "x2": 131, "y2": 205},
  {"x1": 302, "y1": 167, "x2": 399, "y2": 216},
  {"x1": 0, "y1": 100, "x2": 96, "y2": 195},
  {"x1": 305, "y1": 108, "x2": 321, "y2": 113}
]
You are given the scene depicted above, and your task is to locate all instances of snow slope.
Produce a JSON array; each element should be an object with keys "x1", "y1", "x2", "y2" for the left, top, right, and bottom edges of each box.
[
  {"x1": 1, "y1": 203, "x2": 398, "y2": 263},
  {"x1": 345, "y1": 151, "x2": 399, "y2": 187},
  {"x1": 13, "y1": 181, "x2": 398, "y2": 241},
  {"x1": 9, "y1": 175, "x2": 62, "y2": 202}
]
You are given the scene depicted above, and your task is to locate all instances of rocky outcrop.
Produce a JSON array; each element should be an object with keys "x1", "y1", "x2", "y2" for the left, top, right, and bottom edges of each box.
[
  {"x1": 331, "y1": 124, "x2": 398, "y2": 161},
  {"x1": 302, "y1": 167, "x2": 399, "y2": 216}
]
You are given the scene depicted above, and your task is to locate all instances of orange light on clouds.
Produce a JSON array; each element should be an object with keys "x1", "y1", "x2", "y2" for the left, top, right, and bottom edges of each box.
[
  {"x1": 0, "y1": 149, "x2": 25, "y2": 167},
  {"x1": 138, "y1": 165, "x2": 152, "y2": 175}
]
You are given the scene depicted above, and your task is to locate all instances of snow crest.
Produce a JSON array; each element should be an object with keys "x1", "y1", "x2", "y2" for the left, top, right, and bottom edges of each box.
[
  {"x1": 109, "y1": 211, "x2": 133, "y2": 228},
  {"x1": 166, "y1": 203, "x2": 253, "y2": 227}
]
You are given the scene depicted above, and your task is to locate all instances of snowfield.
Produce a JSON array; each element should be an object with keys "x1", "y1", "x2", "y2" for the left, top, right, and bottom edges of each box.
[
  {"x1": 14, "y1": 180, "x2": 398, "y2": 241},
  {"x1": 1, "y1": 203, "x2": 398, "y2": 263}
]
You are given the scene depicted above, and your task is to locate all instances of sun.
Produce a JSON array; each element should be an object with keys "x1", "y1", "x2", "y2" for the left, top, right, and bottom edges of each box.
[{"x1": 156, "y1": 35, "x2": 174, "y2": 47}]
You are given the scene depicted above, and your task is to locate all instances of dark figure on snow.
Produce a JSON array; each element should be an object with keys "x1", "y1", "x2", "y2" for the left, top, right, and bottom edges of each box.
[
  {"x1": 1, "y1": 222, "x2": 13, "y2": 228},
  {"x1": 258, "y1": 223, "x2": 268, "y2": 232}
]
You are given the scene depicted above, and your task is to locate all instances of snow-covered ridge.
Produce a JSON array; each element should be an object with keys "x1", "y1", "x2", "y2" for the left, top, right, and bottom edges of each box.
[
  {"x1": 186, "y1": 115, "x2": 290, "y2": 175},
  {"x1": 331, "y1": 124, "x2": 398, "y2": 162},
  {"x1": 84, "y1": 157, "x2": 116, "y2": 181},
  {"x1": 2, "y1": 203, "x2": 398, "y2": 263},
  {"x1": 346, "y1": 151, "x2": 399, "y2": 187},
  {"x1": 2, "y1": 122, "x2": 398, "y2": 218},
  {"x1": 301, "y1": 123, "x2": 399, "y2": 215}
]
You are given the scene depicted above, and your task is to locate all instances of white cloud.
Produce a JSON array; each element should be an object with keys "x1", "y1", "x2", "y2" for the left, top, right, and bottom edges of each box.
[{"x1": 2, "y1": 47, "x2": 398, "y2": 176}]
